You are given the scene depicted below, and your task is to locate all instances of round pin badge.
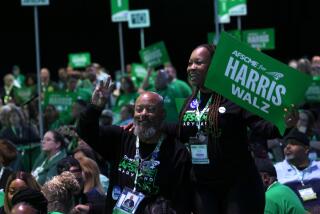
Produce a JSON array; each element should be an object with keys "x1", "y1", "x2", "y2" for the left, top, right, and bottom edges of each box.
[
  {"x1": 112, "y1": 185, "x2": 122, "y2": 200},
  {"x1": 190, "y1": 99, "x2": 199, "y2": 109},
  {"x1": 218, "y1": 106, "x2": 226, "y2": 113}
]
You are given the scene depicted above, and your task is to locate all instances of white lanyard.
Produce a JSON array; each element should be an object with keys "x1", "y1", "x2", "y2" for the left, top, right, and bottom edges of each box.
[
  {"x1": 0, "y1": 167, "x2": 4, "y2": 179},
  {"x1": 195, "y1": 93, "x2": 212, "y2": 131},
  {"x1": 133, "y1": 136, "x2": 163, "y2": 191},
  {"x1": 290, "y1": 164, "x2": 308, "y2": 186},
  {"x1": 266, "y1": 181, "x2": 278, "y2": 191}
]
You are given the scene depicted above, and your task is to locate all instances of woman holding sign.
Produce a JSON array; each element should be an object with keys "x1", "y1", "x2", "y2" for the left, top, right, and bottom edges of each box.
[{"x1": 177, "y1": 44, "x2": 297, "y2": 214}]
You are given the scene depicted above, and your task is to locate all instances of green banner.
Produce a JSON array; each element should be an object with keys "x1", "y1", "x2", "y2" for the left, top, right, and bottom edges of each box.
[
  {"x1": 228, "y1": 0, "x2": 247, "y2": 16},
  {"x1": 205, "y1": 32, "x2": 312, "y2": 135},
  {"x1": 44, "y1": 91, "x2": 77, "y2": 114},
  {"x1": 218, "y1": 0, "x2": 230, "y2": 23},
  {"x1": 305, "y1": 76, "x2": 320, "y2": 103},
  {"x1": 111, "y1": 0, "x2": 129, "y2": 22},
  {"x1": 208, "y1": 30, "x2": 241, "y2": 44},
  {"x1": 131, "y1": 63, "x2": 147, "y2": 79},
  {"x1": 242, "y1": 28, "x2": 275, "y2": 50},
  {"x1": 139, "y1": 41, "x2": 170, "y2": 68},
  {"x1": 68, "y1": 52, "x2": 91, "y2": 68}
]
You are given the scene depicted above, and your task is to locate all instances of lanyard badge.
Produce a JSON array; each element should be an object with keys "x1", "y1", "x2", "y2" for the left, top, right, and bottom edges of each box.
[
  {"x1": 298, "y1": 185, "x2": 317, "y2": 201},
  {"x1": 189, "y1": 94, "x2": 212, "y2": 165},
  {"x1": 113, "y1": 136, "x2": 163, "y2": 213}
]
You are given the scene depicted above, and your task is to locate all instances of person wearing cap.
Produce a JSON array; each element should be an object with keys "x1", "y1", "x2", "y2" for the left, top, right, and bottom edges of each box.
[
  {"x1": 256, "y1": 158, "x2": 306, "y2": 214},
  {"x1": 275, "y1": 128, "x2": 320, "y2": 211}
]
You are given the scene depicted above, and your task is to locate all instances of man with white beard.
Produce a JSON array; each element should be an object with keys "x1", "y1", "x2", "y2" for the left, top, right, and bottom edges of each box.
[{"x1": 77, "y1": 78, "x2": 193, "y2": 214}]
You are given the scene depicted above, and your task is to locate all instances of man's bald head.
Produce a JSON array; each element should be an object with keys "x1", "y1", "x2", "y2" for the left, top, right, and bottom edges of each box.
[
  {"x1": 136, "y1": 91, "x2": 164, "y2": 107},
  {"x1": 134, "y1": 92, "x2": 165, "y2": 142}
]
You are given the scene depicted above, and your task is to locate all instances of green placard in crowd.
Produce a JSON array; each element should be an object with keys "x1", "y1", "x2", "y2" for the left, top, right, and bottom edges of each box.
[
  {"x1": 228, "y1": 0, "x2": 247, "y2": 16},
  {"x1": 305, "y1": 76, "x2": 320, "y2": 103},
  {"x1": 44, "y1": 91, "x2": 77, "y2": 114},
  {"x1": 218, "y1": 0, "x2": 230, "y2": 23},
  {"x1": 14, "y1": 86, "x2": 35, "y2": 104},
  {"x1": 131, "y1": 63, "x2": 147, "y2": 79},
  {"x1": 208, "y1": 30, "x2": 241, "y2": 44},
  {"x1": 68, "y1": 52, "x2": 91, "y2": 69},
  {"x1": 139, "y1": 41, "x2": 170, "y2": 68},
  {"x1": 242, "y1": 28, "x2": 275, "y2": 50},
  {"x1": 111, "y1": 0, "x2": 129, "y2": 22},
  {"x1": 205, "y1": 32, "x2": 312, "y2": 135}
]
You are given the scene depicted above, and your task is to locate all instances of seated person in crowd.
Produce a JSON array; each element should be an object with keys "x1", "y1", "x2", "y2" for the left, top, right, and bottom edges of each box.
[
  {"x1": 275, "y1": 128, "x2": 320, "y2": 211},
  {"x1": 0, "y1": 139, "x2": 17, "y2": 189},
  {"x1": 11, "y1": 188, "x2": 48, "y2": 214},
  {"x1": 42, "y1": 171, "x2": 80, "y2": 214},
  {"x1": 256, "y1": 158, "x2": 306, "y2": 214},
  {"x1": 0, "y1": 105, "x2": 39, "y2": 145},
  {"x1": 0, "y1": 171, "x2": 41, "y2": 214},
  {"x1": 32, "y1": 130, "x2": 67, "y2": 185},
  {"x1": 57, "y1": 156, "x2": 105, "y2": 214},
  {"x1": 74, "y1": 157, "x2": 106, "y2": 213}
]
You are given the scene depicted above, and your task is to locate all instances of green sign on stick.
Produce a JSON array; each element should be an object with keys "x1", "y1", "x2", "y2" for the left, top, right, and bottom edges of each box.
[
  {"x1": 208, "y1": 30, "x2": 241, "y2": 44},
  {"x1": 139, "y1": 41, "x2": 170, "y2": 68},
  {"x1": 218, "y1": 0, "x2": 230, "y2": 23},
  {"x1": 228, "y1": 0, "x2": 247, "y2": 16},
  {"x1": 242, "y1": 28, "x2": 275, "y2": 50},
  {"x1": 205, "y1": 32, "x2": 312, "y2": 135},
  {"x1": 305, "y1": 76, "x2": 320, "y2": 103},
  {"x1": 111, "y1": 0, "x2": 129, "y2": 22},
  {"x1": 68, "y1": 52, "x2": 91, "y2": 69}
]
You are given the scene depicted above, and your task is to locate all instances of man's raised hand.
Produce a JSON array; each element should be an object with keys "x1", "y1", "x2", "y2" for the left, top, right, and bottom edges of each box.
[{"x1": 91, "y1": 77, "x2": 114, "y2": 108}]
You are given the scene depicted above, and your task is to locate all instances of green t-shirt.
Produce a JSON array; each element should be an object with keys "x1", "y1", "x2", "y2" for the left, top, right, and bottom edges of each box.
[
  {"x1": 0, "y1": 190, "x2": 4, "y2": 207},
  {"x1": 170, "y1": 78, "x2": 192, "y2": 98},
  {"x1": 264, "y1": 182, "x2": 306, "y2": 214},
  {"x1": 112, "y1": 92, "x2": 139, "y2": 124},
  {"x1": 152, "y1": 85, "x2": 180, "y2": 122}
]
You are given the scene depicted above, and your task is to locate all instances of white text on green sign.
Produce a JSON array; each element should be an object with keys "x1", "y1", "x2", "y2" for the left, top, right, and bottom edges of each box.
[
  {"x1": 243, "y1": 28, "x2": 275, "y2": 50},
  {"x1": 111, "y1": 0, "x2": 129, "y2": 22}
]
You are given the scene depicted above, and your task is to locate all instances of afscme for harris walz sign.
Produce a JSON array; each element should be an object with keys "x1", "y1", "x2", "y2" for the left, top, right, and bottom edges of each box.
[{"x1": 205, "y1": 32, "x2": 312, "y2": 135}]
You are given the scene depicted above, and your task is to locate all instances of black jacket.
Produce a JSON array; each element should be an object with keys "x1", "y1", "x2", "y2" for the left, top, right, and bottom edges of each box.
[{"x1": 77, "y1": 104, "x2": 193, "y2": 214}]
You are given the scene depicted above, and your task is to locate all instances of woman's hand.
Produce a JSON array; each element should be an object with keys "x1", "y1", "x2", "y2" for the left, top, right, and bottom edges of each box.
[{"x1": 284, "y1": 104, "x2": 299, "y2": 128}]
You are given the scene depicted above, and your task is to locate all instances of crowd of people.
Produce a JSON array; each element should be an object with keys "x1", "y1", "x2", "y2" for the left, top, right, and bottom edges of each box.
[{"x1": 0, "y1": 45, "x2": 319, "y2": 213}]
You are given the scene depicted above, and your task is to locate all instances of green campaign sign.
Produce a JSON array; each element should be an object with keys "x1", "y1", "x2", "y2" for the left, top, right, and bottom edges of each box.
[
  {"x1": 228, "y1": 0, "x2": 247, "y2": 16},
  {"x1": 218, "y1": 0, "x2": 230, "y2": 23},
  {"x1": 242, "y1": 28, "x2": 275, "y2": 50},
  {"x1": 305, "y1": 76, "x2": 320, "y2": 103},
  {"x1": 139, "y1": 41, "x2": 170, "y2": 68},
  {"x1": 68, "y1": 52, "x2": 91, "y2": 68},
  {"x1": 205, "y1": 32, "x2": 312, "y2": 135},
  {"x1": 14, "y1": 87, "x2": 34, "y2": 104},
  {"x1": 208, "y1": 30, "x2": 241, "y2": 44},
  {"x1": 111, "y1": 0, "x2": 129, "y2": 22},
  {"x1": 44, "y1": 91, "x2": 77, "y2": 114},
  {"x1": 131, "y1": 63, "x2": 147, "y2": 79}
]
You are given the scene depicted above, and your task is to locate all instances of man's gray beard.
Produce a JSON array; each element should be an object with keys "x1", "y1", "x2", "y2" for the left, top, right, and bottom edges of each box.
[{"x1": 134, "y1": 125, "x2": 157, "y2": 141}]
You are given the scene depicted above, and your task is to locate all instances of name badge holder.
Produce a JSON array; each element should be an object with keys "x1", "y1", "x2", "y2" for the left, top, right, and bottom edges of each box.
[
  {"x1": 113, "y1": 136, "x2": 163, "y2": 214},
  {"x1": 189, "y1": 94, "x2": 212, "y2": 165},
  {"x1": 291, "y1": 164, "x2": 318, "y2": 202},
  {"x1": 298, "y1": 185, "x2": 317, "y2": 202}
]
